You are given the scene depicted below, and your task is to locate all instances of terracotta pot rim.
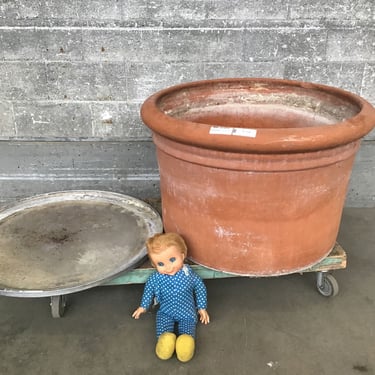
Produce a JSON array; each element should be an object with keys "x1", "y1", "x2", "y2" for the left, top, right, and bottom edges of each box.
[{"x1": 141, "y1": 78, "x2": 375, "y2": 153}]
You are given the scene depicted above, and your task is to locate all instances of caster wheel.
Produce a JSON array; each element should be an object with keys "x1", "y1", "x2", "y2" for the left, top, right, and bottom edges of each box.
[
  {"x1": 316, "y1": 273, "x2": 339, "y2": 297},
  {"x1": 50, "y1": 295, "x2": 67, "y2": 318}
]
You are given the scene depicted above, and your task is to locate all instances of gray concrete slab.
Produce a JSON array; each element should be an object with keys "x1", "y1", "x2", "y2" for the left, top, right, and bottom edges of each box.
[{"x1": 0, "y1": 207, "x2": 374, "y2": 375}]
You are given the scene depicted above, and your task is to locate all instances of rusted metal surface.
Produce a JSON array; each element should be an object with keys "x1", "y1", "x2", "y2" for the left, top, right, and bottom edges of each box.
[{"x1": 0, "y1": 190, "x2": 162, "y2": 297}]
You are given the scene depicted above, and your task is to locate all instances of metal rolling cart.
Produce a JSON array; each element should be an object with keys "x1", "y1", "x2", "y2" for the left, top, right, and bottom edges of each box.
[
  {"x1": 105, "y1": 242, "x2": 345, "y2": 298},
  {"x1": 0, "y1": 192, "x2": 346, "y2": 318}
]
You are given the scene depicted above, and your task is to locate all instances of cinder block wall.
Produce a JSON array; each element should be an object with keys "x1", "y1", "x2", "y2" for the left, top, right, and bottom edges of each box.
[{"x1": 0, "y1": 1, "x2": 374, "y2": 206}]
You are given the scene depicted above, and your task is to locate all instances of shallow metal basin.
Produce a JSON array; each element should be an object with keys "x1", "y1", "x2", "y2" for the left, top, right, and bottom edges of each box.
[{"x1": 0, "y1": 190, "x2": 162, "y2": 297}]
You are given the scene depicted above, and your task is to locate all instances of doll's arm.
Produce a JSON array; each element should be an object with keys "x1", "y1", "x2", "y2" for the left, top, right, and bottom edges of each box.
[
  {"x1": 198, "y1": 309, "x2": 210, "y2": 324},
  {"x1": 132, "y1": 274, "x2": 155, "y2": 319},
  {"x1": 193, "y1": 272, "x2": 210, "y2": 324},
  {"x1": 132, "y1": 306, "x2": 147, "y2": 319}
]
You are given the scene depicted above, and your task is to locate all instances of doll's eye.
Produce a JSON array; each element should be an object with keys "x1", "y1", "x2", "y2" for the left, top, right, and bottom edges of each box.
[
  {"x1": 169, "y1": 257, "x2": 176, "y2": 263},
  {"x1": 157, "y1": 262, "x2": 164, "y2": 267}
]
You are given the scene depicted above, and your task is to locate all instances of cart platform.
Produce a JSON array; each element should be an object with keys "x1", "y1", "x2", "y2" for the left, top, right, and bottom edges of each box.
[{"x1": 105, "y1": 242, "x2": 346, "y2": 286}]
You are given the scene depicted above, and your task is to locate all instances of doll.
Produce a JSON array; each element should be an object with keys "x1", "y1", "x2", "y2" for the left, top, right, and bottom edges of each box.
[{"x1": 132, "y1": 232, "x2": 210, "y2": 362}]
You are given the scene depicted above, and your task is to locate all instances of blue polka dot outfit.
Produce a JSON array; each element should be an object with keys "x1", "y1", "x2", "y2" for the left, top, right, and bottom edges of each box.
[{"x1": 140, "y1": 264, "x2": 207, "y2": 338}]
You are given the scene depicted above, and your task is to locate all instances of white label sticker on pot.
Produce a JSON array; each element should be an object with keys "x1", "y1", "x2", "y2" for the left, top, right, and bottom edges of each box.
[
  {"x1": 232, "y1": 128, "x2": 257, "y2": 137},
  {"x1": 209, "y1": 126, "x2": 233, "y2": 135},
  {"x1": 209, "y1": 126, "x2": 257, "y2": 138}
]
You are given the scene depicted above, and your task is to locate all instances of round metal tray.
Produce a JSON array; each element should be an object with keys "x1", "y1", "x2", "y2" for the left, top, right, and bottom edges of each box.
[{"x1": 0, "y1": 191, "x2": 162, "y2": 297}]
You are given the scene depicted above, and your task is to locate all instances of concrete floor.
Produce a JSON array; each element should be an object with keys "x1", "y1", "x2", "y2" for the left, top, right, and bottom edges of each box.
[{"x1": 0, "y1": 207, "x2": 374, "y2": 375}]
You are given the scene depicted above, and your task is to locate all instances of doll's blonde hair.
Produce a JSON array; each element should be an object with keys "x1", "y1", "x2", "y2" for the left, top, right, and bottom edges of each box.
[{"x1": 146, "y1": 232, "x2": 187, "y2": 257}]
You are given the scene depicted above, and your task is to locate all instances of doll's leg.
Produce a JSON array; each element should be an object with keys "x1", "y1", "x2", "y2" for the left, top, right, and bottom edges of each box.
[
  {"x1": 175, "y1": 319, "x2": 196, "y2": 362},
  {"x1": 177, "y1": 318, "x2": 196, "y2": 338},
  {"x1": 155, "y1": 311, "x2": 176, "y2": 360},
  {"x1": 156, "y1": 311, "x2": 175, "y2": 338}
]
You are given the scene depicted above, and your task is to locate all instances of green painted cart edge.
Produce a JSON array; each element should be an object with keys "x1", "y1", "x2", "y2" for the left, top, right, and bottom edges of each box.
[{"x1": 104, "y1": 243, "x2": 346, "y2": 286}]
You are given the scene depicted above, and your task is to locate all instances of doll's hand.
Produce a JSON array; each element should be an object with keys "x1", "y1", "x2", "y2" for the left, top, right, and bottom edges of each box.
[
  {"x1": 198, "y1": 309, "x2": 210, "y2": 324},
  {"x1": 132, "y1": 307, "x2": 146, "y2": 319}
]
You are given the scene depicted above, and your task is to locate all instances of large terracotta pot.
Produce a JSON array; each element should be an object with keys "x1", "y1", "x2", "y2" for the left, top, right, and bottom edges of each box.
[{"x1": 141, "y1": 78, "x2": 375, "y2": 276}]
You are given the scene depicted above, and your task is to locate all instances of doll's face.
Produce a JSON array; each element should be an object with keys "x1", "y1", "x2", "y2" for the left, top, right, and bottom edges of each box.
[{"x1": 149, "y1": 245, "x2": 185, "y2": 276}]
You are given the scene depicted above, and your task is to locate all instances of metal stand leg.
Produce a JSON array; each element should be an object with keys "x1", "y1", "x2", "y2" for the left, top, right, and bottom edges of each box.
[{"x1": 50, "y1": 295, "x2": 67, "y2": 318}]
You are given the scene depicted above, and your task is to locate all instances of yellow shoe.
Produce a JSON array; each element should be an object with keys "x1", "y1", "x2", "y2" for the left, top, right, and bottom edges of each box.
[
  {"x1": 155, "y1": 332, "x2": 176, "y2": 360},
  {"x1": 176, "y1": 334, "x2": 195, "y2": 362}
]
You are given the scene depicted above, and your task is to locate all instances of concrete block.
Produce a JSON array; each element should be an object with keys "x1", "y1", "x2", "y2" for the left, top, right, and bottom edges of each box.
[
  {"x1": 205, "y1": 0, "x2": 288, "y2": 21},
  {"x1": 0, "y1": 140, "x2": 159, "y2": 203},
  {"x1": 163, "y1": 29, "x2": 243, "y2": 62},
  {"x1": 43, "y1": 0, "x2": 123, "y2": 25},
  {"x1": 0, "y1": 0, "x2": 123, "y2": 27},
  {"x1": 127, "y1": 62, "x2": 204, "y2": 102},
  {"x1": 41, "y1": 30, "x2": 84, "y2": 61},
  {"x1": 122, "y1": 0, "x2": 166, "y2": 26},
  {"x1": 361, "y1": 63, "x2": 375, "y2": 105},
  {"x1": 364, "y1": 129, "x2": 375, "y2": 142},
  {"x1": 0, "y1": 179, "x2": 160, "y2": 206},
  {"x1": 346, "y1": 142, "x2": 375, "y2": 207},
  {"x1": 0, "y1": 0, "x2": 39, "y2": 26},
  {"x1": 0, "y1": 140, "x2": 157, "y2": 179},
  {"x1": 157, "y1": 0, "x2": 207, "y2": 26},
  {"x1": 81, "y1": 30, "x2": 164, "y2": 62},
  {"x1": 203, "y1": 62, "x2": 284, "y2": 79},
  {"x1": 83, "y1": 29, "x2": 243, "y2": 64},
  {"x1": 13, "y1": 102, "x2": 92, "y2": 138},
  {"x1": 289, "y1": 0, "x2": 374, "y2": 21},
  {"x1": 0, "y1": 0, "x2": 288, "y2": 28},
  {"x1": 284, "y1": 62, "x2": 364, "y2": 94},
  {"x1": 327, "y1": 28, "x2": 375, "y2": 62},
  {"x1": 361, "y1": 64, "x2": 375, "y2": 141},
  {"x1": 0, "y1": 101, "x2": 16, "y2": 137},
  {"x1": 0, "y1": 29, "x2": 44, "y2": 60},
  {"x1": 1, "y1": 29, "x2": 83, "y2": 61},
  {"x1": 91, "y1": 102, "x2": 151, "y2": 139},
  {"x1": 123, "y1": 0, "x2": 289, "y2": 27},
  {"x1": 243, "y1": 28, "x2": 327, "y2": 62},
  {"x1": 0, "y1": 140, "x2": 158, "y2": 175},
  {"x1": 46, "y1": 62, "x2": 128, "y2": 101},
  {"x1": 0, "y1": 62, "x2": 48, "y2": 100}
]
